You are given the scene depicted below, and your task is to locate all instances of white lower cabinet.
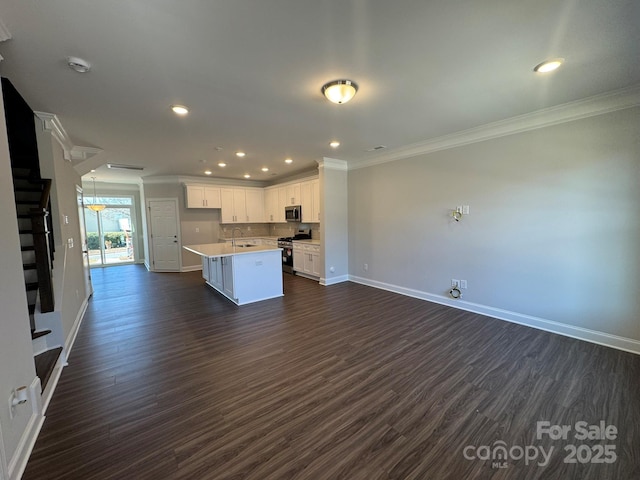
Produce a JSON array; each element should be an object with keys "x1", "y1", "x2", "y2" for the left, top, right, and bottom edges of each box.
[
  {"x1": 293, "y1": 243, "x2": 304, "y2": 272},
  {"x1": 209, "y1": 257, "x2": 224, "y2": 291},
  {"x1": 198, "y1": 249, "x2": 283, "y2": 305},
  {"x1": 221, "y1": 256, "x2": 235, "y2": 298},
  {"x1": 292, "y1": 242, "x2": 320, "y2": 279},
  {"x1": 202, "y1": 256, "x2": 209, "y2": 280}
]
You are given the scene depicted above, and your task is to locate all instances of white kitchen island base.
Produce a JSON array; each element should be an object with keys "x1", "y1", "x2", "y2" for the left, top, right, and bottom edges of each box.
[{"x1": 184, "y1": 244, "x2": 283, "y2": 306}]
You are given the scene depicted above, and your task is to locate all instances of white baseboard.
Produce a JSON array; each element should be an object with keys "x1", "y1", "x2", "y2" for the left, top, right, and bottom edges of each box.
[
  {"x1": 181, "y1": 265, "x2": 202, "y2": 272},
  {"x1": 349, "y1": 275, "x2": 640, "y2": 355},
  {"x1": 39, "y1": 351, "x2": 64, "y2": 415},
  {"x1": 7, "y1": 377, "x2": 44, "y2": 480},
  {"x1": 320, "y1": 274, "x2": 349, "y2": 286},
  {"x1": 64, "y1": 297, "x2": 89, "y2": 362}
]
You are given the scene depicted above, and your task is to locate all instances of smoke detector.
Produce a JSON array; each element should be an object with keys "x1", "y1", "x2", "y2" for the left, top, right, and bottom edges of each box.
[{"x1": 66, "y1": 56, "x2": 91, "y2": 73}]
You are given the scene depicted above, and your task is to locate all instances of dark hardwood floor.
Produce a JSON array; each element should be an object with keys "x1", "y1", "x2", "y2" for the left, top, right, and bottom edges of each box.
[{"x1": 23, "y1": 265, "x2": 640, "y2": 479}]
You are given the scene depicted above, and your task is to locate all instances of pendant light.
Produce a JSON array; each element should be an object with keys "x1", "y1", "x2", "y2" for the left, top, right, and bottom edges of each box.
[{"x1": 86, "y1": 177, "x2": 106, "y2": 212}]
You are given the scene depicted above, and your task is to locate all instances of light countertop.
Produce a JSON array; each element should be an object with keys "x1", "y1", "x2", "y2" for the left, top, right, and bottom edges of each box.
[
  {"x1": 183, "y1": 243, "x2": 282, "y2": 258},
  {"x1": 292, "y1": 239, "x2": 321, "y2": 245}
]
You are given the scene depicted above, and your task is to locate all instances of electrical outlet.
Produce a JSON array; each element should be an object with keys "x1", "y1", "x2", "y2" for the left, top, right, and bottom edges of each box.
[
  {"x1": 462, "y1": 205, "x2": 470, "y2": 215},
  {"x1": 460, "y1": 280, "x2": 467, "y2": 289},
  {"x1": 364, "y1": 263, "x2": 368, "y2": 271},
  {"x1": 451, "y1": 279, "x2": 459, "y2": 287},
  {"x1": 195, "y1": 227, "x2": 200, "y2": 233}
]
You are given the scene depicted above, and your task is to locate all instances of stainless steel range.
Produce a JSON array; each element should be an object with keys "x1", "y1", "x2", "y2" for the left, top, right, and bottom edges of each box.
[{"x1": 278, "y1": 228, "x2": 311, "y2": 274}]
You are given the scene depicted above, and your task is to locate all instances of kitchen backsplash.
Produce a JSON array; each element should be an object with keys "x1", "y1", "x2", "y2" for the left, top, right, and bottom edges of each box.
[{"x1": 220, "y1": 223, "x2": 320, "y2": 239}]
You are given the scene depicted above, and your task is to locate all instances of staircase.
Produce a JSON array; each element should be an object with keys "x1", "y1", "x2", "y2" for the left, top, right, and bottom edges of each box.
[{"x1": 12, "y1": 166, "x2": 61, "y2": 391}]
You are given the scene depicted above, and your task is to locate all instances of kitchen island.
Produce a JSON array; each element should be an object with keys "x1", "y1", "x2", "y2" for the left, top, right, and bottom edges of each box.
[{"x1": 183, "y1": 243, "x2": 283, "y2": 305}]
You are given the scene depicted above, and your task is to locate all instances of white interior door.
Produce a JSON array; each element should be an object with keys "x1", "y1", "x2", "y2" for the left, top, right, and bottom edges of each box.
[
  {"x1": 76, "y1": 186, "x2": 93, "y2": 296},
  {"x1": 149, "y1": 199, "x2": 180, "y2": 271}
]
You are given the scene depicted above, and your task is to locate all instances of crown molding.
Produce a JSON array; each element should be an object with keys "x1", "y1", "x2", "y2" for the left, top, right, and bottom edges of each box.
[
  {"x1": 348, "y1": 84, "x2": 640, "y2": 171},
  {"x1": 142, "y1": 175, "x2": 266, "y2": 188},
  {"x1": 69, "y1": 146, "x2": 103, "y2": 162},
  {"x1": 318, "y1": 157, "x2": 348, "y2": 171},
  {"x1": 34, "y1": 111, "x2": 103, "y2": 162}
]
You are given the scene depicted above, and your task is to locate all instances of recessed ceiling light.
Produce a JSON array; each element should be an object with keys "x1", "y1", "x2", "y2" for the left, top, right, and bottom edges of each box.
[
  {"x1": 236, "y1": 151, "x2": 246, "y2": 158},
  {"x1": 261, "y1": 167, "x2": 269, "y2": 172},
  {"x1": 204, "y1": 170, "x2": 212, "y2": 175},
  {"x1": 90, "y1": 169, "x2": 96, "y2": 172},
  {"x1": 285, "y1": 158, "x2": 293, "y2": 164},
  {"x1": 66, "y1": 56, "x2": 91, "y2": 73},
  {"x1": 218, "y1": 162, "x2": 226, "y2": 167},
  {"x1": 244, "y1": 174, "x2": 251, "y2": 178},
  {"x1": 533, "y1": 58, "x2": 564, "y2": 73},
  {"x1": 171, "y1": 105, "x2": 189, "y2": 115},
  {"x1": 330, "y1": 141, "x2": 340, "y2": 148}
]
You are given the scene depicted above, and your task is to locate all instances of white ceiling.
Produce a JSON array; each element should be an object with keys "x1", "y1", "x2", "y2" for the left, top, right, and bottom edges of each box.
[{"x1": 0, "y1": 0, "x2": 638, "y2": 184}]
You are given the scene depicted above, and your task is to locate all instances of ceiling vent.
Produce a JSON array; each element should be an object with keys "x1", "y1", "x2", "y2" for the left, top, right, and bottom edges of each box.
[
  {"x1": 366, "y1": 145, "x2": 387, "y2": 152},
  {"x1": 107, "y1": 163, "x2": 144, "y2": 171}
]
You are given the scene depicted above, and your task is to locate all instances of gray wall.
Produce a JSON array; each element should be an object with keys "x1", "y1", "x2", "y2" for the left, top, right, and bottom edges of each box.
[
  {"x1": 348, "y1": 107, "x2": 640, "y2": 341},
  {"x1": 141, "y1": 182, "x2": 222, "y2": 269},
  {"x1": 37, "y1": 123, "x2": 90, "y2": 343},
  {"x1": 320, "y1": 160, "x2": 349, "y2": 283}
]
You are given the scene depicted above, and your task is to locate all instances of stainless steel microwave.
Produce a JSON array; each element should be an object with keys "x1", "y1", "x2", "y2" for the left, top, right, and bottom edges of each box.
[{"x1": 285, "y1": 205, "x2": 301, "y2": 222}]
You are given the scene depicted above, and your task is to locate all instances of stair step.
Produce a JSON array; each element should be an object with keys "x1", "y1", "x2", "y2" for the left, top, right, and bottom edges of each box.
[
  {"x1": 17, "y1": 200, "x2": 41, "y2": 205},
  {"x1": 19, "y1": 229, "x2": 34, "y2": 234},
  {"x1": 23, "y1": 263, "x2": 38, "y2": 270},
  {"x1": 31, "y1": 329, "x2": 52, "y2": 340},
  {"x1": 21, "y1": 245, "x2": 35, "y2": 251},
  {"x1": 15, "y1": 186, "x2": 43, "y2": 192},
  {"x1": 17, "y1": 214, "x2": 31, "y2": 219},
  {"x1": 29, "y1": 304, "x2": 36, "y2": 315},
  {"x1": 26, "y1": 282, "x2": 39, "y2": 291},
  {"x1": 34, "y1": 347, "x2": 63, "y2": 392}
]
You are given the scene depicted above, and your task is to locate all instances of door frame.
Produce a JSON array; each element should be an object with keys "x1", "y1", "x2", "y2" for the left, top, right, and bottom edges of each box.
[
  {"x1": 146, "y1": 197, "x2": 181, "y2": 272},
  {"x1": 76, "y1": 185, "x2": 94, "y2": 295}
]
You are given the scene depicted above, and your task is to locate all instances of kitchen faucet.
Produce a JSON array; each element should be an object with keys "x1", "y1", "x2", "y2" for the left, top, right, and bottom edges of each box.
[{"x1": 231, "y1": 227, "x2": 243, "y2": 246}]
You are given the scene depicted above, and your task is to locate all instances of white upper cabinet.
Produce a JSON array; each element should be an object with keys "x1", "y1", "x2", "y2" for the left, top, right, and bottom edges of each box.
[
  {"x1": 245, "y1": 188, "x2": 264, "y2": 223},
  {"x1": 300, "y1": 179, "x2": 320, "y2": 223},
  {"x1": 312, "y1": 179, "x2": 320, "y2": 222},
  {"x1": 221, "y1": 187, "x2": 263, "y2": 223},
  {"x1": 286, "y1": 183, "x2": 301, "y2": 206},
  {"x1": 264, "y1": 187, "x2": 284, "y2": 223},
  {"x1": 185, "y1": 185, "x2": 222, "y2": 208},
  {"x1": 300, "y1": 181, "x2": 312, "y2": 222}
]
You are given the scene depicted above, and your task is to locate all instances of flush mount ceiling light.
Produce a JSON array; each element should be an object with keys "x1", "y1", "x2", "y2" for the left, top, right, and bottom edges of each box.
[
  {"x1": 322, "y1": 79, "x2": 358, "y2": 104},
  {"x1": 261, "y1": 167, "x2": 269, "y2": 172},
  {"x1": 533, "y1": 58, "x2": 564, "y2": 73},
  {"x1": 236, "y1": 151, "x2": 246, "y2": 158},
  {"x1": 244, "y1": 174, "x2": 251, "y2": 178},
  {"x1": 285, "y1": 158, "x2": 293, "y2": 164},
  {"x1": 329, "y1": 141, "x2": 340, "y2": 148},
  {"x1": 86, "y1": 177, "x2": 105, "y2": 212},
  {"x1": 218, "y1": 162, "x2": 226, "y2": 167},
  {"x1": 66, "y1": 56, "x2": 91, "y2": 73},
  {"x1": 204, "y1": 170, "x2": 212, "y2": 175},
  {"x1": 171, "y1": 105, "x2": 189, "y2": 115}
]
